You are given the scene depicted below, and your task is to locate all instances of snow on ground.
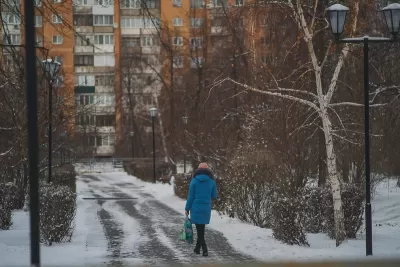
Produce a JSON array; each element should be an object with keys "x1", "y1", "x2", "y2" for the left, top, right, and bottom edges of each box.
[
  {"x1": 104, "y1": 172, "x2": 400, "y2": 261},
  {"x1": 0, "y1": 179, "x2": 108, "y2": 267}
]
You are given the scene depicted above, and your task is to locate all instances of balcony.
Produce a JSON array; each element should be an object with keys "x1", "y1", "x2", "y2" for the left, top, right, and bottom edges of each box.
[
  {"x1": 210, "y1": 26, "x2": 230, "y2": 35},
  {"x1": 94, "y1": 44, "x2": 114, "y2": 53},
  {"x1": 4, "y1": 24, "x2": 22, "y2": 34},
  {"x1": 93, "y1": 5, "x2": 114, "y2": 15},
  {"x1": 75, "y1": 66, "x2": 96, "y2": 73},
  {"x1": 96, "y1": 146, "x2": 115, "y2": 156},
  {"x1": 141, "y1": 46, "x2": 160, "y2": 55},
  {"x1": 121, "y1": 28, "x2": 141, "y2": 35},
  {"x1": 73, "y1": 6, "x2": 92, "y2": 14},
  {"x1": 96, "y1": 126, "x2": 115, "y2": 134},
  {"x1": 74, "y1": 45, "x2": 94, "y2": 53},
  {"x1": 75, "y1": 26, "x2": 94, "y2": 33},
  {"x1": 75, "y1": 86, "x2": 95, "y2": 94}
]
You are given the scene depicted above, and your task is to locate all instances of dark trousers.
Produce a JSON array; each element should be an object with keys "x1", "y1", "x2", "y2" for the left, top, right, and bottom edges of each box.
[{"x1": 195, "y1": 224, "x2": 205, "y2": 246}]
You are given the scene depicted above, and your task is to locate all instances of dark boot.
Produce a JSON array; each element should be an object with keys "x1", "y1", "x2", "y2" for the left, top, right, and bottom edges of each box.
[
  {"x1": 194, "y1": 240, "x2": 201, "y2": 254},
  {"x1": 202, "y1": 243, "x2": 208, "y2": 257}
]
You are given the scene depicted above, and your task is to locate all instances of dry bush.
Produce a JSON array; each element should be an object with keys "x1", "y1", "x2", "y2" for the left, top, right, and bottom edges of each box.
[
  {"x1": 220, "y1": 150, "x2": 283, "y2": 228},
  {"x1": 308, "y1": 184, "x2": 364, "y2": 239},
  {"x1": 271, "y1": 191, "x2": 309, "y2": 246},
  {"x1": 39, "y1": 185, "x2": 76, "y2": 246},
  {"x1": 0, "y1": 182, "x2": 18, "y2": 230},
  {"x1": 174, "y1": 173, "x2": 191, "y2": 199}
]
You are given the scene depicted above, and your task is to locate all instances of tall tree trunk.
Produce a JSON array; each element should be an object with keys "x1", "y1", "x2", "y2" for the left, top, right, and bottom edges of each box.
[
  {"x1": 321, "y1": 110, "x2": 346, "y2": 246},
  {"x1": 318, "y1": 127, "x2": 327, "y2": 186}
]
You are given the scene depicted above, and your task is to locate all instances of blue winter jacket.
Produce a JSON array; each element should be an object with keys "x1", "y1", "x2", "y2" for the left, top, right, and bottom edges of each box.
[{"x1": 185, "y1": 169, "x2": 218, "y2": 225}]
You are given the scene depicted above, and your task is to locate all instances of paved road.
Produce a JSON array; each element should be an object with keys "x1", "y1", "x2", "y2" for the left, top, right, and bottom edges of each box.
[
  {"x1": 80, "y1": 174, "x2": 255, "y2": 266},
  {"x1": 81, "y1": 174, "x2": 254, "y2": 266}
]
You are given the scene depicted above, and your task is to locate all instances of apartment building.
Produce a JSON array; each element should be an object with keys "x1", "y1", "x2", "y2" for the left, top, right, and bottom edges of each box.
[
  {"x1": 73, "y1": 0, "x2": 118, "y2": 156},
  {"x1": 1, "y1": 0, "x2": 269, "y2": 158}
]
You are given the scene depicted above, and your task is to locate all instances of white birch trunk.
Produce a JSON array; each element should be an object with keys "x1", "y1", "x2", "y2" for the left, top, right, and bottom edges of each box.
[
  {"x1": 153, "y1": 93, "x2": 169, "y2": 163},
  {"x1": 321, "y1": 109, "x2": 346, "y2": 245}
]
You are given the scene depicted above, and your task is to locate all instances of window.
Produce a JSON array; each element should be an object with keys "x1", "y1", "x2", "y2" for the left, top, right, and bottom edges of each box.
[
  {"x1": 74, "y1": 15, "x2": 93, "y2": 26},
  {"x1": 173, "y1": 18, "x2": 183, "y2": 26},
  {"x1": 95, "y1": 94, "x2": 115, "y2": 106},
  {"x1": 95, "y1": 0, "x2": 112, "y2": 5},
  {"x1": 34, "y1": 16, "x2": 42, "y2": 27},
  {"x1": 213, "y1": 0, "x2": 227, "y2": 6},
  {"x1": 173, "y1": 0, "x2": 182, "y2": 6},
  {"x1": 95, "y1": 75, "x2": 114, "y2": 86},
  {"x1": 94, "y1": 55, "x2": 115, "y2": 67},
  {"x1": 74, "y1": 55, "x2": 94, "y2": 65},
  {"x1": 52, "y1": 14, "x2": 63, "y2": 24},
  {"x1": 52, "y1": 35, "x2": 63, "y2": 44},
  {"x1": 173, "y1": 55, "x2": 183, "y2": 68},
  {"x1": 94, "y1": 35, "x2": 114, "y2": 45},
  {"x1": 121, "y1": 17, "x2": 160, "y2": 28},
  {"x1": 2, "y1": 13, "x2": 21, "y2": 25},
  {"x1": 34, "y1": 0, "x2": 42, "y2": 6},
  {"x1": 36, "y1": 35, "x2": 43, "y2": 47},
  {"x1": 190, "y1": 37, "x2": 203, "y2": 49},
  {"x1": 120, "y1": 0, "x2": 141, "y2": 8},
  {"x1": 94, "y1": 15, "x2": 113, "y2": 26},
  {"x1": 73, "y1": 0, "x2": 89, "y2": 5},
  {"x1": 96, "y1": 135, "x2": 115, "y2": 146},
  {"x1": 190, "y1": 18, "x2": 204, "y2": 28},
  {"x1": 78, "y1": 94, "x2": 94, "y2": 105},
  {"x1": 54, "y1": 56, "x2": 63, "y2": 64},
  {"x1": 96, "y1": 115, "x2": 115, "y2": 127},
  {"x1": 4, "y1": 0, "x2": 21, "y2": 5},
  {"x1": 53, "y1": 0, "x2": 63, "y2": 3},
  {"x1": 122, "y1": 37, "x2": 140, "y2": 48},
  {"x1": 141, "y1": 36, "x2": 154, "y2": 47},
  {"x1": 144, "y1": 0, "x2": 157, "y2": 8},
  {"x1": 235, "y1": 0, "x2": 244, "y2": 6},
  {"x1": 173, "y1": 36, "x2": 183, "y2": 46},
  {"x1": 76, "y1": 114, "x2": 95, "y2": 126},
  {"x1": 190, "y1": 57, "x2": 204, "y2": 68},
  {"x1": 76, "y1": 75, "x2": 95, "y2": 86},
  {"x1": 190, "y1": 0, "x2": 204, "y2": 8},
  {"x1": 75, "y1": 35, "x2": 91, "y2": 46},
  {"x1": 2, "y1": 34, "x2": 21, "y2": 45}
]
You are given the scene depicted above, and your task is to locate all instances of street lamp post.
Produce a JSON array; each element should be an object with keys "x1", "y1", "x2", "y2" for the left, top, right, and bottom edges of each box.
[
  {"x1": 182, "y1": 116, "x2": 189, "y2": 173},
  {"x1": 327, "y1": 3, "x2": 400, "y2": 257},
  {"x1": 149, "y1": 107, "x2": 158, "y2": 183},
  {"x1": 130, "y1": 131, "x2": 135, "y2": 160},
  {"x1": 41, "y1": 58, "x2": 61, "y2": 184}
]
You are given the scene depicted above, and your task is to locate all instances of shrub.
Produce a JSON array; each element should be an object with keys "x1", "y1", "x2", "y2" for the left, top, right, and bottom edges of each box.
[
  {"x1": 219, "y1": 151, "x2": 281, "y2": 228},
  {"x1": 174, "y1": 173, "x2": 191, "y2": 199},
  {"x1": 303, "y1": 186, "x2": 329, "y2": 233},
  {"x1": 271, "y1": 192, "x2": 309, "y2": 246},
  {"x1": 52, "y1": 167, "x2": 77, "y2": 193},
  {"x1": 310, "y1": 184, "x2": 364, "y2": 239},
  {"x1": 0, "y1": 182, "x2": 18, "y2": 230},
  {"x1": 39, "y1": 184, "x2": 76, "y2": 245}
]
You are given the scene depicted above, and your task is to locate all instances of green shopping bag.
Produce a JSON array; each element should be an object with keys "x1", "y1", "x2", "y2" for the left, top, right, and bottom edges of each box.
[{"x1": 179, "y1": 224, "x2": 186, "y2": 241}]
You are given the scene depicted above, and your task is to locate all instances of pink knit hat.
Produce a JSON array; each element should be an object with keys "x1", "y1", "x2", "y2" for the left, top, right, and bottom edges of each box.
[{"x1": 198, "y1": 162, "x2": 209, "y2": 169}]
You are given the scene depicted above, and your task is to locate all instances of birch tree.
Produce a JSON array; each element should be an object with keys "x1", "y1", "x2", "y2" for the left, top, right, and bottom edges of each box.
[{"x1": 214, "y1": 0, "x2": 368, "y2": 245}]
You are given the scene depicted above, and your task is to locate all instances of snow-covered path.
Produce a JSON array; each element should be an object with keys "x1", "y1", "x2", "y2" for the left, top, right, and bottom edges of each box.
[{"x1": 80, "y1": 173, "x2": 255, "y2": 265}]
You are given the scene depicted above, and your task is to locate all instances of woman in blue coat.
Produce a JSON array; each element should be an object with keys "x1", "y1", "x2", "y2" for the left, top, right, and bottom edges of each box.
[{"x1": 185, "y1": 162, "x2": 218, "y2": 256}]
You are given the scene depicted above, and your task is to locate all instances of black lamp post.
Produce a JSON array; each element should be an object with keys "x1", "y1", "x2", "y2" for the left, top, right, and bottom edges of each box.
[
  {"x1": 327, "y1": 3, "x2": 400, "y2": 257},
  {"x1": 41, "y1": 58, "x2": 61, "y2": 184},
  {"x1": 149, "y1": 107, "x2": 158, "y2": 183},
  {"x1": 182, "y1": 116, "x2": 189, "y2": 173},
  {"x1": 130, "y1": 131, "x2": 135, "y2": 159}
]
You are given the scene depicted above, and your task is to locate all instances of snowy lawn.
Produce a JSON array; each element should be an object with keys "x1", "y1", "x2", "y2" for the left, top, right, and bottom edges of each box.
[
  {"x1": 0, "y1": 179, "x2": 108, "y2": 267},
  {"x1": 105, "y1": 172, "x2": 400, "y2": 261}
]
